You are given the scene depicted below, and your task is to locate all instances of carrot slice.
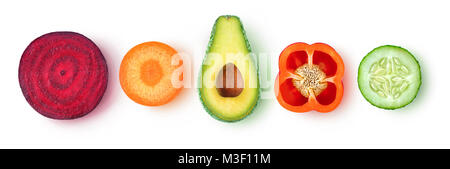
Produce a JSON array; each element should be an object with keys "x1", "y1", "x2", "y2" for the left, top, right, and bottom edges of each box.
[{"x1": 119, "y1": 41, "x2": 183, "y2": 106}]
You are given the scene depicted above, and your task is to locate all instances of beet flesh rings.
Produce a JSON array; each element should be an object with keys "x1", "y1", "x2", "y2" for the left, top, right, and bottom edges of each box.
[{"x1": 19, "y1": 32, "x2": 108, "y2": 119}]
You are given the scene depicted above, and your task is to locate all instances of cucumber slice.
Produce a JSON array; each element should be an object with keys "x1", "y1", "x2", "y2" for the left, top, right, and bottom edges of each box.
[{"x1": 358, "y1": 45, "x2": 421, "y2": 109}]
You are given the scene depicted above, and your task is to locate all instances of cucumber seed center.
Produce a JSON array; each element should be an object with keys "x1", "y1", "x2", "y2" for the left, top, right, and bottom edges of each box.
[
  {"x1": 292, "y1": 64, "x2": 327, "y2": 97},
  {"x1": 368, "y1": 56, "x2": 410, "y2": 99}
]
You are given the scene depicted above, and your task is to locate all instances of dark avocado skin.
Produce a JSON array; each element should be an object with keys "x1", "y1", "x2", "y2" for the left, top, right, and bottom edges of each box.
[{"x1": 198, "y1": 15, "x2": 260, "y2": 122}]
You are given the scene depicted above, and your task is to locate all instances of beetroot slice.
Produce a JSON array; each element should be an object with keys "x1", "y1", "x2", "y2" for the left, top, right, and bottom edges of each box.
[{"x1": 19, "y1": 31, "x2": 108, "y2": 120}]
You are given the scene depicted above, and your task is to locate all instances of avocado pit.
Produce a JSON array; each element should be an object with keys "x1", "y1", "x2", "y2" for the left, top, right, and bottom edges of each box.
[{"x1": 216, "y1": 63, "x2": 244, "y2": 97}]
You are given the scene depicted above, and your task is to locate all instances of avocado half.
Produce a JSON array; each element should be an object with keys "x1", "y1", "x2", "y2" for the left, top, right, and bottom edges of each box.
[{"x1": 199, "y1": 15, "x2": 260, "y2": 122}]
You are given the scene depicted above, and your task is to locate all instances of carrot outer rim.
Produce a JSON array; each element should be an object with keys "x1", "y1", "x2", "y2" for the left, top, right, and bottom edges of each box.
[{"x1": 119, "y1": 41, "x2": 183, "y2": 106}]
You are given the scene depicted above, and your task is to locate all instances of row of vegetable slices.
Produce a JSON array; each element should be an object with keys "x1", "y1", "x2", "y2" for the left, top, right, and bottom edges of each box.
[{"x1": 18, "y1": 15, "x2": 421, "y2": 121}]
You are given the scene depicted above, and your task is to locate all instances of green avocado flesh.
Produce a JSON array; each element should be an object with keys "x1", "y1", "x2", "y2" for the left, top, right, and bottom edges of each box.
[
  {"x1": 358, "y1": 45, "x2": 421, "y2": 109},
  {"x1": 199, "y1": 15, "x2": 260, "y2": 122}
]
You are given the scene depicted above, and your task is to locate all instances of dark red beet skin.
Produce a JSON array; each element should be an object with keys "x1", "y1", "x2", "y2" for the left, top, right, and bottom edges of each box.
[{"x1": 19, "y1": 32, "x2": 108, "y2": 120}]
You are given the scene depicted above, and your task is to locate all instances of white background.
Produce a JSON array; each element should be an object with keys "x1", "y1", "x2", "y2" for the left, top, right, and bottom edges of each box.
[{"x1": 1, "y1": 0, "x2": 449, "y2": 148}]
